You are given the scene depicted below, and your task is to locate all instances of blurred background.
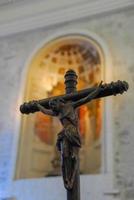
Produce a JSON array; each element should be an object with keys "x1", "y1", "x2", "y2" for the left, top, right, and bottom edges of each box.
[{"x1": 0, "y1": 0, "x2": 134, "y2": 200}]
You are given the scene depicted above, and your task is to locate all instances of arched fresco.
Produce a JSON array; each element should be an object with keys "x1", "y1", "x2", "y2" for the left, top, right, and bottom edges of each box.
[{"x1": 17, "y1": 35, "x2": 103, "y2": 178}]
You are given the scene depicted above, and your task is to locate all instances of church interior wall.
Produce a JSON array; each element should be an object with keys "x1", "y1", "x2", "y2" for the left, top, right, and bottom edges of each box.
[{"x1": 0, "y1": 7, "x2": 134, "y2": 200}]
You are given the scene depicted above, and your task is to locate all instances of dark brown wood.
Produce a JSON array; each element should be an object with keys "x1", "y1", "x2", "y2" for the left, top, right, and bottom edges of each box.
[
  {"x1": 64, "y1": 69, "x2": 80, "y2": 200},
  {"x1": 20, "y1": 80, "x2": 128, "y2": 114}
]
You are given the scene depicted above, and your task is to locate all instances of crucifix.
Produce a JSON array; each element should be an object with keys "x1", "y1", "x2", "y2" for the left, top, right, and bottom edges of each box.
[{"x1": 20, "y1": 69, "x2": 128, "y2": 200}]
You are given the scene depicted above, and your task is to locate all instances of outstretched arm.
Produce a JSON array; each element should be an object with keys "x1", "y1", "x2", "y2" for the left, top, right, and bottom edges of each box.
[
  {"x1": 73, "y1": 81, "x2": 103, "y2": 108},
  {"x1": 36, "y1": 103, "x2": 57, "y2": 116}
]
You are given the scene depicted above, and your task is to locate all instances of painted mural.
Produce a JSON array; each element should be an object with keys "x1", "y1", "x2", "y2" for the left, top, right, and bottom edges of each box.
[{"x1": 18, "y1": 35, "x2": 103, "y2": 178}]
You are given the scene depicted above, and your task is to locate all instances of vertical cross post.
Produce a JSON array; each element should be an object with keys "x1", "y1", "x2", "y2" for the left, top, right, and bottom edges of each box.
[{"x1": 64, "y1": 69, "x2": 80, "y2": 200}]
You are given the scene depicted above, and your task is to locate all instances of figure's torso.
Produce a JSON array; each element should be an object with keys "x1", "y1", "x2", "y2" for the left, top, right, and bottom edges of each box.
[{"x1": 58, "y1": 102, "x2": 78, "y2": 127}]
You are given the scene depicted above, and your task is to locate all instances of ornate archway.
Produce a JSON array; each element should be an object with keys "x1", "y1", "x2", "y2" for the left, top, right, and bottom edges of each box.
[{"x1": 15, "y1": 33, "x2": 108, "y2": 179}]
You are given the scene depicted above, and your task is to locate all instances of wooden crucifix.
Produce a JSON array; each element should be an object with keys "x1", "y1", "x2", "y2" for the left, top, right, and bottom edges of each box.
[{"x1": 20, "y1": 69, "x2": 128, "y2": 200}]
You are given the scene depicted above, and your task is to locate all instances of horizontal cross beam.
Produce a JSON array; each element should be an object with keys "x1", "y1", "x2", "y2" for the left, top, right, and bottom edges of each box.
[{"x1": 20, "y1": 80, "x2": 128, "y2": 114}]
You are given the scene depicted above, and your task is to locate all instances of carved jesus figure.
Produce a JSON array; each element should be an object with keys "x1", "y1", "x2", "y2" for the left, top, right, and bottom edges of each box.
[{"x1": 35, "y1": 81, "x2": 103, "y2": 190}]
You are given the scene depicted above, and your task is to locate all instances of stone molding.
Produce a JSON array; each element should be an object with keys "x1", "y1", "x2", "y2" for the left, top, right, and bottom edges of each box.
[{"x1": 0, "y1": 0, "x2": 134, "y2": 37}]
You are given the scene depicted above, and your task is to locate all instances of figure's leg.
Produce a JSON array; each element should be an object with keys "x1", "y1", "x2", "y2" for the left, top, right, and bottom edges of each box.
[
  {"x1": 70, "y1": 155, "x2": 79, "y2": 188},
  {"x1": 60, "y1": 138, "x2": 73, "y2": 190},
  {"x1": 62, "y1": 147, "x2": 79, "y2": 190},
  {"x1": 56, "y1": 132, "x2": 70, "y2": 189},
  {"x1": 57, "y1": 131, "x2": 80, "y2": 190},
  {"x1": 62, "y1": 155, "x2": 79, "y2": 190},
  {"x1": 56, "y1": 130, "x2": 64, "y2": 151},
  {"x1": 62, "y1": 157, "x2": 72, "y2": 190}
]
